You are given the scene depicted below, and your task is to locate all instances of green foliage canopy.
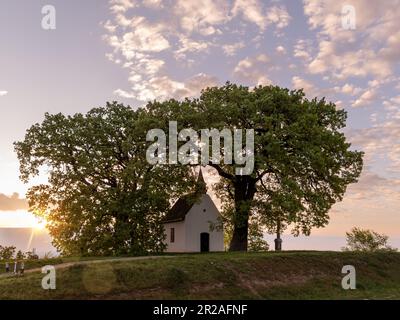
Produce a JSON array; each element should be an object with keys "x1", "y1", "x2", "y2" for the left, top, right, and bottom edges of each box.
[
  {"x1": 148, "y1": 83, "x2": 364, "y2": 250},
  {"x1": 15, "y1": 102, "x2": 194, "y2": 256},
  {"x1": 15, "y1": 83, "x2": 364, "y2": 253}
]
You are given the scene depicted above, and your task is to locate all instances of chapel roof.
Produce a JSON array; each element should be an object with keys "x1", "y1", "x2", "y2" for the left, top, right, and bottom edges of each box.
[{"x1": 162, "y1": 168, "x2": 207, "y2": 223}]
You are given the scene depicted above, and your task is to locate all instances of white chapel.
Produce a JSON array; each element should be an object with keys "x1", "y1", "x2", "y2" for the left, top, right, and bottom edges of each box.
[{"x1": 162, "y1": 169, "x2": 224, "y2": 252}]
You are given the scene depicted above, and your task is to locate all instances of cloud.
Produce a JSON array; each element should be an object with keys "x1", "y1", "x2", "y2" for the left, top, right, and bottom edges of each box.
[
  {"x1": 174, "y1": 0, "x2": 230, "y2": 35},
  {"x1": 337, "y1": 83, "x2": 361, "y2": 96},
  {"x1": 291, "y1": 76, "x2": 347, "y2": 107},
  {"x1": 348, "y1": 78, "x2": 390, "y2": 108},
  {"x1": 103, "y1": 0, "x2": 292, "y2": 102},
  {"x1": 113, "y1": 89, "x2": 137, "y2": 99},
  {"x1": 347, "y1": 111, "x2": 400, "y2": 173},
  {"x1": 105, "y1": 16, "x2": 170, "y2": 56},
  {"x1": 302, "y1": 0, "x2": 400, "y2": 80},
  {"x1": 384, "y1": 95, "x2": 400, "y2": 110},
  {"x1": 353, "y1": 93, "x2": 400, "y2": 173},
  {"x1": 234, "y1": 54, "x2": 272, "y2": 85},
  {"x1": 352, "y1": 89, "x2": 377, "y2": 108},
  {"x1": 0, "y1": 193, "x2": 28, "y2": 211},
  {"x1": 275, "y1": 45, "x2": 286, "y2": 55},
  {"x1": 291, "y1": 76, "x2": 334, "y2": 100},
  {"x1": 378, "y1": 31, "x2": 400, "y2": 62},
  {"x1": 329, "y1": 167, "x2": 400, "y2": 237},
  {"x1": 175, "y1": 35, "x2": 210, "y2": 60},
  {"x1": 104, "y1": 1, "x2": 227, "y2": 102},
  {"x1": 232, "y1": 0, "x2": 268, "y2": 30},
  {"x1": 109, "y1": 0, "x2": 135, "y2": 13},
  {"x1": 0, "y1": 91, "x2": 8, "y2": 96},
  {"x1": 292, "y1": 76, "x2": 315, "y2": 94},
  {"x1": 265, "y1": 5, "x2": 291, "y2": 29},
  {"x1": 182, "y1": 73, "x2": 219, "y2": 96},
  {"x1": 114, "y1": 73, "x2": 218, "y2": 101},
  {"x1": 232, "y1": 1, "x2": 291, "y2": 30},
  {"x1": 344, "y1": 170, "x2": 400, "y2": 201},
  {"x1": 148, "y1": 73, "x2": 218, "y2": 101},
  {"x1": 222, "y1": 42, "x2": 245, "y2": 57},
  {"x1": 293, "y1": 39, "x2": 313, "y2": 61},
  {"x1": 142, "y1": 0, "x2": 164, "y2": 8}
]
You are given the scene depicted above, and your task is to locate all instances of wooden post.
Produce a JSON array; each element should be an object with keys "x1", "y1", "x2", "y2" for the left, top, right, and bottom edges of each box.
[{"x1": 274, "y1": 218, "x2": 282, "y2": 251}]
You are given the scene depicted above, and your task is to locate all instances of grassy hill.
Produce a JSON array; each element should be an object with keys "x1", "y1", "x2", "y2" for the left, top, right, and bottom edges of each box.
[{"x1": 0, "y1": 251, "x2": 399, "y2": 299}]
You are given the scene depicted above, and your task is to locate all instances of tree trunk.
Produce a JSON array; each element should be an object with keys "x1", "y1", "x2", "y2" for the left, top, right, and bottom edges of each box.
[
  {"x1": 229, "y1": 176, "x2": 256, "y2": 251},
  {"x1": 229, "y1": 218, "x2": 249, "y2": 251}
]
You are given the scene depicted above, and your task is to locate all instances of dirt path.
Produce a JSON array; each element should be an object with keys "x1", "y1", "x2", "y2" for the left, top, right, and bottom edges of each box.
[{"x1": 0, "y1": 255, "x2": 177, "y2": 279}]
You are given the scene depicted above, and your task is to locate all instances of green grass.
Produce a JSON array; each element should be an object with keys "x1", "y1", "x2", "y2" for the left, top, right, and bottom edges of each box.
[
  {"x1": 0, "y1": 255, "x2": 118, "y2": 275},
  {"x1": 0, "y1": 251, "x2": 399, "y2": 299}
]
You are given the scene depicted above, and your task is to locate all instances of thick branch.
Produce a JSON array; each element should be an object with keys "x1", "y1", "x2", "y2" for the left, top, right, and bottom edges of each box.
[{"x1": 209, "y1": 163, "x2": 235, "y2": 181}]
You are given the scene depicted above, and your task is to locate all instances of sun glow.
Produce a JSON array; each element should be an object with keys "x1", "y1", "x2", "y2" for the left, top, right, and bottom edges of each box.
[
  {"x1": 0, "y1": 210, "x2": 47, "y2": 229},
  {"x1": 32, "y1": 218, "x2": 46, "y2": 230}
]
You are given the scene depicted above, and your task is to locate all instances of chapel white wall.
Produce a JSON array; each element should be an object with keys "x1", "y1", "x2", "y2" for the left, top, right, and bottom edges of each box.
[
  {"x1": 163, "y1": 221, "x2": 186, "y2": 252},
  {"x1": 184, "y1": 194, "x2": 224, "y2": 252}
]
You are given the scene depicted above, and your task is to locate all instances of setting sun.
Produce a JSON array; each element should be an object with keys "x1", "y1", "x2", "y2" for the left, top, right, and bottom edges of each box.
[
  {"x1": 0, "y1": 210, "x2": 47, "y2": 230},
  {"x1": 32, "y1": 218, "x2": 46, "y2": 230}
]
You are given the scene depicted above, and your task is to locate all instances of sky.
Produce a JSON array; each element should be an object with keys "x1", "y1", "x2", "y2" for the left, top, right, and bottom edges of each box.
[{"x1": 0, "y1": 0, "x2": 399, "y2": 251}]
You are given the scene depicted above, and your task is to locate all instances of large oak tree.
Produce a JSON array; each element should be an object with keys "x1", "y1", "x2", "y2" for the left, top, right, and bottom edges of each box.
[
  {"x1": 15, "y1": 102, "x2": 194, "y2": 256},
  {"x1": 148, "y1": 83, "x2": 364, "y2": 251}
]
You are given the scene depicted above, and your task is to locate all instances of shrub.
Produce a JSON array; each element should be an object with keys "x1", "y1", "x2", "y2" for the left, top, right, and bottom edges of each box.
[{"x1": 343, "y1": 228, "x2": 397, "y2": 252}]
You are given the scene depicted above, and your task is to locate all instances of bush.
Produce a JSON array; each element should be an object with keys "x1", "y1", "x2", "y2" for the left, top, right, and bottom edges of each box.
[
  {"x1": 25, "y1": 251, "x2": 39, "y2": 260},
  {"x1": 343, "y1": 228, "x2": 397, "y2": 252},
  {"x1": 0, "y1": 246, "x2": 16, "y2": 260},
  {"x1": 16, "y1": 250, "x2": 25, "y2": 260},
  {"x1": 0, "y1": 246, "x2": 40, "y2": 260}
]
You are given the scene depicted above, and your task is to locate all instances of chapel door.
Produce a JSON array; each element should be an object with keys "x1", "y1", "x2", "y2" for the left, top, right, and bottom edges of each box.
[{"x1": 200, "y1": 232, "x2": 210, "y2": 252}]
